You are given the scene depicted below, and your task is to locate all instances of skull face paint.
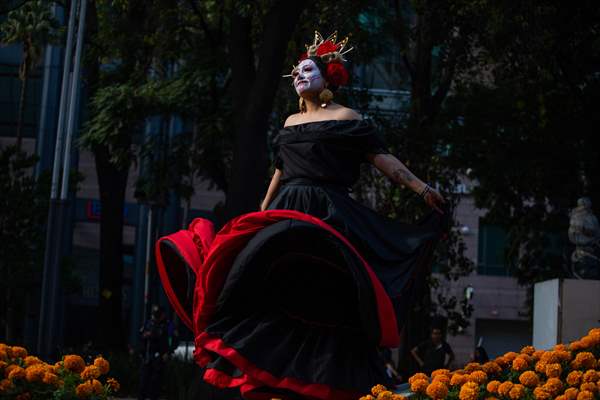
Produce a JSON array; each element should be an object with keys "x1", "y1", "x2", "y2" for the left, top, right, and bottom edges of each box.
[{"x1": 292, "y1": 59, "x2": 326, "y2": 96}]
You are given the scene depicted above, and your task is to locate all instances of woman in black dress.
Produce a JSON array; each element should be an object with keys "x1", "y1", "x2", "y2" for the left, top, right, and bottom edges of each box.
[{"x1": 155, "y1": 32, "x2": 446, "y2": 400}]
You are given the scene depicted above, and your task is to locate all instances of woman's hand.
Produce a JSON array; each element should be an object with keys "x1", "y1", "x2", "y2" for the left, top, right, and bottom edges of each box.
[{"x1": 422, "y1": 186, "x2": 446, "y2": 214}]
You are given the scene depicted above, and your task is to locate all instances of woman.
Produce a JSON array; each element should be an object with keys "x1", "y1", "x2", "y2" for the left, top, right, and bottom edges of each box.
[{"x1": 156, "y1": 32, "x2": 447, "y2": 400}]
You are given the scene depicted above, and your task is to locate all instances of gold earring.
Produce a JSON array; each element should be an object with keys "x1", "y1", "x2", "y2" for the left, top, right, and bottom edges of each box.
[
  {"x1": 299, "y1": 97, "x2": 307, "y2": 113},
  {"x1": 319, "y1": 88, "x2": 333, "y2": 108}
]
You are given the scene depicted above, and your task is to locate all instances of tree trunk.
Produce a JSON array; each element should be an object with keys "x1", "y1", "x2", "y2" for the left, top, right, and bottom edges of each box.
[
  {"x1": 94, "y1": 144, "x2": 129, "y2": 351},
  {"x1": 224, "y1": 1, "x2": 306, "y2": 219},
  {"x1": 16, "y1": 70, "x2": 29, "y2": 151}
]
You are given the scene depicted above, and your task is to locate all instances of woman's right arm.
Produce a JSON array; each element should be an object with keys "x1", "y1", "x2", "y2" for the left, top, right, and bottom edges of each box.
[{"x1": 260, "y1": 168, "x2": 282, "y2": 211}]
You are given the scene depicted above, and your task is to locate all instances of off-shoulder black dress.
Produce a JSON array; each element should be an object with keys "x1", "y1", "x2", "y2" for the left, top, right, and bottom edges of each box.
[{"x1": 155, "y1": 119, "x2": 446, "y2": 400}]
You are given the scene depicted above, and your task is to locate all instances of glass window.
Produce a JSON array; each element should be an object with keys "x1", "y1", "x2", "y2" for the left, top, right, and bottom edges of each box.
[{"x1": 477, "y1": 222, "x2": 513, "y2": 276}]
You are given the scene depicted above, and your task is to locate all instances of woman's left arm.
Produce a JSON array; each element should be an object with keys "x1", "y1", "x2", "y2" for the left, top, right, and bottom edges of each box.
[{"x1": 367, "y1": 153, "x2": 446, "y2": 213}]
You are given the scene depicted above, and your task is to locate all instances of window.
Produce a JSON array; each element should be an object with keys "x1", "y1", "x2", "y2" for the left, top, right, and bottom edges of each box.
[{"x1": 477, "y1": 222, "x2": 513, "y2": 276}]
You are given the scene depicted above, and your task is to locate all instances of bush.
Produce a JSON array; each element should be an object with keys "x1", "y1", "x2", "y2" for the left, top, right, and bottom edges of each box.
[
  {"x1": 0, "y1": 343, "x2": 119, "y2": 399},
  {"x1": 361, "y1": 327, "x2": 600, "y2": 400}
]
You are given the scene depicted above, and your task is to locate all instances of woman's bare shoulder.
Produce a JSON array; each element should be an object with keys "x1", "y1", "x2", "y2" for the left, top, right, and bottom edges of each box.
[
  {"x1": 284, "y1": 113, "x2": 303, "y2": 127},
  {"x1": 331, "y1": 106, "x2": 362, "y2": 121}
]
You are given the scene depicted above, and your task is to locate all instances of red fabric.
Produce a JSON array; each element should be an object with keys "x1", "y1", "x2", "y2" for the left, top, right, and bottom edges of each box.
[
  {"x1": 198, "y1": 332, "x2": 360, "y2": 400},
  {"x1": 193, "y1": 210, "x2": 399, "y2": 348},
  {"x1": 155, "y1": 210, "x2": 400, "y2": 399},
  {"x1": 155, "y1": 218, "x2": 215, "y2": 329}
]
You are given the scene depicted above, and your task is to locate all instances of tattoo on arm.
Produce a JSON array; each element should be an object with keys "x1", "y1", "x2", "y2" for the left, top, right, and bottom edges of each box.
[{"x1": 392, "y1": 167, "x2": 416, "y2": 184}]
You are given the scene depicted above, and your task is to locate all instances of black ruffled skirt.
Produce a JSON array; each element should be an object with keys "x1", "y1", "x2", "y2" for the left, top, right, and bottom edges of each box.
[{"x1": 155, "y1": 180, "x2": 446, "y2": 400}]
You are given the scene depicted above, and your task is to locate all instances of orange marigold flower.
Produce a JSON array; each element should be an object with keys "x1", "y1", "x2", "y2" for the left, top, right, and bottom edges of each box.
[
  {"x1": 580, "y1": 382, "x2": 597, "y2": 394},
  {"x1": 554, "y1": 344, "x2": 568, "y2": 351},
  {"x1": 521, "y1": 345, "x2": 535, "y2": 355},
  {"x1": 570, "y1": 341, "x2": 584, "y2": 351},
  {"x1": 568, "y1": 371, "x2": 584, "y2": 386},
  {"x1": 512, "y1": 356, "x2": 529, "y2": 372},
  {"x1": 576, "y1": 390, "x2": 594, "y2": 400},
  {"x1": 482, "y1": 361, "x2": 502, "y2": 376},
  {"x1": 10, "y1": 346, "x2": 27, "y2": 359},
  {"x1": 0, "y1": 361, "x2": 7, "y2": 370},
  {"x1": 485, "y1": 397, "x2": 499, "y2": 400},
  {"x1": 426, "y1": 381, "x2": 449, "y2": 399},
  {"x1": 432, "y1": 374, "x2": 450, "y2": 386},
  {"x1": 544, "y1": 377, "x2": 564, "y2": 396},
  {"x1": 93, "y1": 357, "x2": 109, "y2": 375},
  {"x1": 564, "y1": 388, "x2": 579, "y2": 400},
  {"x1": 541, "y1": 351, "x2": 561, "y2": 364},
  {"x1": 23, "y1": 356, "x2": 42, "y2": 367},
  {"x1": 582, "y1": 370, "x2": 599, "y2": 383},
  {"x1": 8, "y1": 366, "x2": 25, "y2": 380},
  {"x1": 80, "y1": 365, "x2": 100, "y2": 381},
  {"x1": 533, "y1": 386, "x2": 551, "y2": 400},
  {"x1": 464, "y1": 362, "x2": 481, "y2": 373},
  {"x1": 431, "y1": 369, "x2": 450, "y2": 377},
  {"x1": 509, "y1": 383, "x2": 526, "y2": 400},
  {"x1": 468, "y1": 370, "x2": 488, "y2": 384},
  {"x1": 519, "y1": 371, "x2": 540, "y2": 387},
  {"x1": 75, "y1": 381, "x2": 93, "y2": 398},
  {"x1": 504, "y1": 352, "x2": 519, "y2": 361},
  {"x1": 63, "y1": 355, "x2": 85, "y2": 374},
  {"x1": 25, "y1": 365, "x2": 46, "y2": 382},
  {"x1": 377, "y1": 390, "x2": 394, "y2": 400},
  {"x1": 574, "y1": 352, "x2": 596, "y2": 370},
  {"x1": 106, "y1": 377, "x2": 120, "y2": 393},
  {"x1": 91, "y1": 379, "x2": 103, "y2": 394},
  {"x1": 391, "y1": 396, "x2": 406, "y2": 400},
  {"x1": 556, "y1": 350, "x2": 573, "y2": 362},
  {"x1": 410, "y1": 378, "x2": 428, "y2": 394},
  {"x1": 495, "y1": 356, "x2": 509, "y2": 367},
  {"x1": 42, "y1": 372, "x2": 59, "y2": 386},
  {"x1": 459, "y1": 381, "x2": 479, "y2": 400},
  {"x1": 372, "y1": 384, "x2": 387, "y2": 396},
  {"x1": 556, "y1": 396, "x2": 567, "y2": 400},
  {"x1": 487, "y1": 380, "x2": 501, "y2": 393},
  {"x1": 408, "y1": 373, "x2": 428, "y2": 385},
  {"x1": 498, "y1": 381, "x2": 514, "y2": 397},
  {"x1": 546, "y1": 363, "x2": 562, "y2": 377},
  {"x1": 532, "y1": 350, "x2": 545, "y2": 361},
  {"x1": 450, "y1": 374, "x2": 468, "y2": 386},
  {"x1": 0, "y1": 350, "x2": 7, "y2": 362},
  {"x1": 535, "y1": 361, "x2": 547, "y2": 374},
  {"x1": 0, "y1": 378, "x2": 14, "y2": 393},
  {"x1": 359, "y1": 396, "x2": 374, "y2": 400}
]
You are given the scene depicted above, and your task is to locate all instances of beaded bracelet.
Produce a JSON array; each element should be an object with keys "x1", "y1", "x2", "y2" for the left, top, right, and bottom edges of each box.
[{"x1": 419, "y1": 184, "x2": 431, "y2": 198}]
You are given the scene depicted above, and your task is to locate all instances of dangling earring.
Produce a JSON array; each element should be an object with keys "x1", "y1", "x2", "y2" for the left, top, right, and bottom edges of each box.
[
  {"x1": 299, "y1": 97, "x2": 307, "y2": 113},
  {"x1": 319, "y1": 88, "x2": 333, "y2": 108}
]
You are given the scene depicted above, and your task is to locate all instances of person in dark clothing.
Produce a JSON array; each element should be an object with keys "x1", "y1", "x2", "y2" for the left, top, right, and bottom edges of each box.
[
  {"x1": 410, "y1": 328, "x2": 455, "y2": 374},
  {"x1": 472, "y1": 346, "x2": 490, "y2": 363},
  {"x1": 139, "y1": 305, "x2": 170, "y2": 400}
]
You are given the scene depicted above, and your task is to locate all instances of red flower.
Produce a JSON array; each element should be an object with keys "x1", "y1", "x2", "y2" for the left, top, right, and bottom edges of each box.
[
  {"x1": 326, "y1": 62, "x2": 349, "y2": 87},
  {"x1": 316, "y1": 40, "x2": 338, "y2": 56}
]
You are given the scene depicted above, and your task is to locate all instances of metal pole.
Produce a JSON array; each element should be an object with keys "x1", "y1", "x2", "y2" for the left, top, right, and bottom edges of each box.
[
  {"x1": 37, "y1": 0, "x2": 78, "y2": 357},
  {"x1": 50, "y1": 0, "x2": 77, "y2": 199},
  {"x1": 143, "y1": 207, "x2": 153, "y2": 321},
  {"x1": 60, "y1": 0, "x2": 87, "y2": 200}
]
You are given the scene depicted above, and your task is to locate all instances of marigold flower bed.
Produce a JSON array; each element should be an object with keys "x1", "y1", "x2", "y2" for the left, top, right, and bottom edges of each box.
[
  {"x1": 0, "y1": 343, "x2": 119, "y2": 399},
  {"x1": 361, "y1": 327, "x2": 600, "y2": 400}
]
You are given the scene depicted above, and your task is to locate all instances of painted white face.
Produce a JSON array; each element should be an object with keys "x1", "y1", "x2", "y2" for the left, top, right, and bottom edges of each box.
[{"x1": 292, "y1": 59, "x2": 326, "y2": 96}]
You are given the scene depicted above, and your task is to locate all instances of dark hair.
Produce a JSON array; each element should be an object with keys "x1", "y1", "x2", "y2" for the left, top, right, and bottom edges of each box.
[
  {"x1": 474, "y1": 346, "x2": 489, "y2": 363},
  {"x1": 308, "y1": 56, "x2": 338, "y2": 92}
]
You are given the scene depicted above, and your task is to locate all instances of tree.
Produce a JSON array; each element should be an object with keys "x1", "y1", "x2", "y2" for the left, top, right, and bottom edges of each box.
[
  {"x1": 0, "y1": 146, "x2": 48, "y2": 343},
  {"x1": 0, "y1": 0, "x2": 59, "y2": 150},
  {"x1": 441, "y1": 0, "x2": 600, "y2": 285}
]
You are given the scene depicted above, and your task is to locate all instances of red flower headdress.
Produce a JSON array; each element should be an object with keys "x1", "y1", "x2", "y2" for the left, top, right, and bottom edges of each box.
[{"x1": 285, "y1": 31, "x2": 353, "y2": 87}]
